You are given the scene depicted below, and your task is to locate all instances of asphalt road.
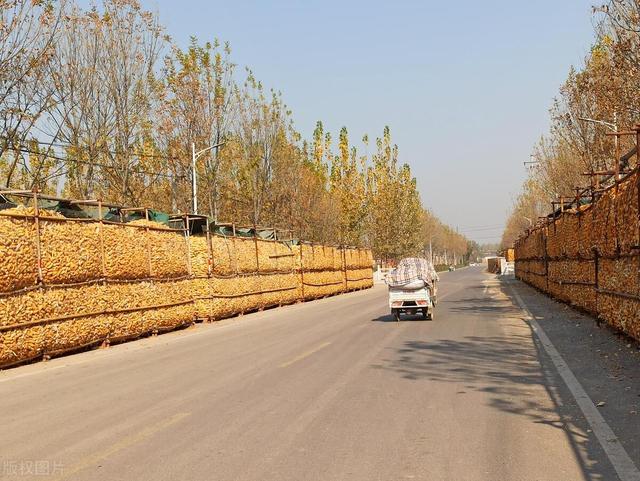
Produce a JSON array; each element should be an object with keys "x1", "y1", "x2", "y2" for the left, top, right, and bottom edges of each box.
[{"x1": 0, "y1": 266, "x2": 633, "y2": 480}]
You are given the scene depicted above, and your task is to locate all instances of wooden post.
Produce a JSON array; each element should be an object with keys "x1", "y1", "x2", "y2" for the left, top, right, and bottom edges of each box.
[
  {"x1": 342, "y1": 246, "x2": 348, "y2": 292},
  {"x1": 299, "y1": 242, "x2": 305, "y2": 301},
  {"x1": 272, "y1": 232, "x2": 278, "y2": 272},
  {"x1": 184, "y1": 215, "x2": 193, "y2": 277},
  {"x1": 144, "y1": 208, "x2": 152, "y2": 278},
  {"x1": 32, "y1": 191, "x2": 43, "y2": 285},
  {"x1": 544, "y1": 225, "x2": 549, "y2": 293},
  {"x1": 253, "y1": 224, "x2": 260, "y2": 274},
  {"x1": 231, "y1": 224, "x2": 238, "y2": 276},
  {"x1": 636, "y1": 126, "x2": 640, "y2": 253},
  {"x1": 593, "y1": 247, "x2": 599, "y2": 319},
  {"x1": 206, "y1": 217, "x2": 213, "y2": 277},
  {"x1": 97, "y1": 200, "x2": 107, "y2": 284}
]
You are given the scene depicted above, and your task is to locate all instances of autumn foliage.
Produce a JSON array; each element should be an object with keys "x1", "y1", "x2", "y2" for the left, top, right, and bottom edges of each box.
[{"x1": 0, "y1": 0, "x2": 469, "y2": 262}]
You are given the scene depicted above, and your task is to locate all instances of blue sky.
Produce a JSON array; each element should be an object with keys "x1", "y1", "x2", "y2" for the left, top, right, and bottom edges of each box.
[{"x1": 140, "y1": 0, "x2": 595, "y2": 243}]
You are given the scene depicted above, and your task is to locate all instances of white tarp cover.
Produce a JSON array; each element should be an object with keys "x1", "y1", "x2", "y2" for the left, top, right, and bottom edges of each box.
[{"x1": 386, "y1": 257, "x2": 438, "y2": 288}]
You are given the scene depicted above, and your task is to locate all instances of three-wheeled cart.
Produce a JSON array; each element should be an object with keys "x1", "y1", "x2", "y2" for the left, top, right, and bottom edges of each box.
[
  {"x1": 388, "y1": 282, "x2": 436, "y2": 321},
  {"x1": 386, "y1": 257, "x2": 438, "y2": 321}
]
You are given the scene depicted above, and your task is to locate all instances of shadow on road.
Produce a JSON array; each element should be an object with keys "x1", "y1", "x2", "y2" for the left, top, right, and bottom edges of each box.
[
  {"x1": 371, "y1": 314, "x2": 432, "y2": 323},
  {"x1": 373, "y1": 275, "x2": 615, "y2": 481},
  {"x1": 445, "y1": 296, "x2": 516, "y2": 314}
]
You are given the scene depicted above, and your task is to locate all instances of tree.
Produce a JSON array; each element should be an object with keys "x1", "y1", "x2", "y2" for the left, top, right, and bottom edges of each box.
[
  {"x1": 329, "y1": 127, "x2": 368, "y2": 245},
  {"x1": 0, "y1": 0, "x2": 469, "y2": 256},
  {"x1": 504, "y1": 1, "x2": 640, "y2": 247},
  {"x1": 229, "y1": 71, "x2": 294, "y2": 226},
  {"x1": 162, "y1": 37, "x2": 235, "y2": 216},
  {"x1": 368, "y1": 127, "x2": 427, "y2": 260},
  {"x1": 0, "y1": 0, "x2": 65, "y2": 187}
]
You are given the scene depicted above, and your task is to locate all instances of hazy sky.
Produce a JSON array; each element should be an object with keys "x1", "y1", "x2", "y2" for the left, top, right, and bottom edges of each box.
[{"x1": 139, "y1": 0, "x2": 595, "y2": 243}]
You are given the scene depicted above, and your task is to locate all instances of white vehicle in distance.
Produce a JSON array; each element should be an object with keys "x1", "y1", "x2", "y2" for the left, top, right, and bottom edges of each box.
[{"x1": 386, "y1": 258, "x2": 438, "y2": 321}]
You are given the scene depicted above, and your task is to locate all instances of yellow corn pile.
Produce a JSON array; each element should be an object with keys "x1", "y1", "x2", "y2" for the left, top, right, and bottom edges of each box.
[
  {"x1": 514, "y1": 169, "x2": 640, "y2": 341},
  {"x1": 346, "y1": 268, "x2": 374, "y2": 291},
  {"x1": 190, "y1": 236, "x2": 297, "y2": 277},
  {"x1": 294, "y1": 244, "x2": 344, "y2": 271},
  {"x1": 190, "y1": 236, "x2": 211, "y2": 277},
  {"x1": 0, "y1": 280, "x2": 196, "y2": 365},
  {"x1": 41, "y1": 220, "x2": 103, "y2": 284},
  {"x1": 0, "y1": 214, "x2": 38, "y2": 293},
  {"x1": 0, "y1": 207, "x2": 373, "y2": 367}
]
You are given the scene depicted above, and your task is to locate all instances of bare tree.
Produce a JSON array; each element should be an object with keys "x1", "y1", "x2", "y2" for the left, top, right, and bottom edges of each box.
[
  {"x1": 162, "y1": 38, "x2": 235, "y2": 216},
  {"x1": 0, "y1": 0, "x2": 65, "y2": 187},
  {"x1": 233, "y1": 72, "x2": 286, "y2": 225}
]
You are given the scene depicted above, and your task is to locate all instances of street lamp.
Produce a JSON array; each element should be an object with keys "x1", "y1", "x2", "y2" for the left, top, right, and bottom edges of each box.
[
  {"x1": 191, "y1": 141, "x2": 225, "y2": 214},
  {"x1": 524, "y1": 154, "x2": 540, "y2": 169},
  {"x1": 578, "y1": 112, "x2": 619, "y2": 178},
  {"x1": 577, "y1": 115, "x2": 617, "y2": 132}
]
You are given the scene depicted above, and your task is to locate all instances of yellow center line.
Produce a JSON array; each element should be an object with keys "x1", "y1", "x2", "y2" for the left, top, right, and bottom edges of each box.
[
  {"x1": 54, "y1": 412, "x2": 191, "y2": 480},
  {"x1": 280, "y1": 341, "x2": 332, "y2": 368}
]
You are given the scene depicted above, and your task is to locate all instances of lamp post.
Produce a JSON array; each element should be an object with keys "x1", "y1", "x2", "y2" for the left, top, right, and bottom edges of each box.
[
  {"x1": 191, "y1": 141, "x2": 225, "y2": 214},
  {"x1": 578, "y1": 113, "x2": 619, "y2": 177},
  {"x1": 577, "y1": 114, "x2": 617, "y2": 132},
  {"x1": 524, "y1": 155, "x2": 540, "y2": 169}
]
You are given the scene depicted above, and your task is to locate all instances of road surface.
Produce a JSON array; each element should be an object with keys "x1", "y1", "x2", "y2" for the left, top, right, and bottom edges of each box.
[{"x1": 0, "y1": 266, "x2": 634, "y2": 480}]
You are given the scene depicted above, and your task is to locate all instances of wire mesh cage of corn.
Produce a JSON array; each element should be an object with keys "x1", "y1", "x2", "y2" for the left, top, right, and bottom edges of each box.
[
  {"x1": 514, "y1": 167, "x2": 640, "y2": 342},
  {"x1": 0, "y1": 191, "x2": 374, "y2": 368}
]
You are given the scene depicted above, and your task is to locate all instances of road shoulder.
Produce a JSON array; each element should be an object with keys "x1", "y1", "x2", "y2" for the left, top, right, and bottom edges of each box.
[{"x1": 501, "y1": 275, "x2": 640, "y2": 471}]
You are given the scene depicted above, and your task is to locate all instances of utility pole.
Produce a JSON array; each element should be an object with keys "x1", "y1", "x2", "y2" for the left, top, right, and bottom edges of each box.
[
  {"x1": 429, "y1": 236, "x2": 433, "y2": 265},
  {"x1": 191, "y1": 143, "x2": 197, "y2": 214}
]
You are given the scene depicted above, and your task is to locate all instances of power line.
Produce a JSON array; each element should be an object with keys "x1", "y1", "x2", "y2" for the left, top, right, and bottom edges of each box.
[
  {"x1": 1, "y1": 145, "x2": 187, "y2": 180},
  {"x1": 470, "y1": 235, "x2": 504, "y2": 240},
  {"x1": 3, "y1": 137, "x2": 187, "y2": 162},
  {"x1": 459, "y1": 226, "x2": 505, "y2": 233},
  {"x1": 458, "y1": 223, "x2": 504, "y2": 230}
]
